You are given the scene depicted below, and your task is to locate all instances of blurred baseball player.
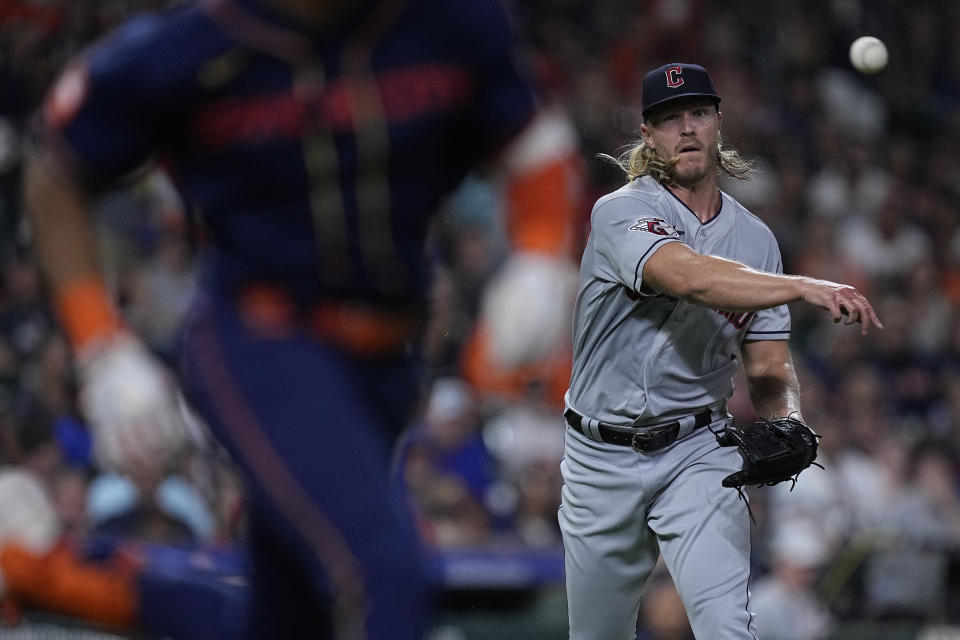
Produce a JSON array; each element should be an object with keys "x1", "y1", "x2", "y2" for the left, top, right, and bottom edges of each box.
[
  {"x1": 22, "y1": 0, "x2": 578, "y2": 637},
  {"x1": 559, "y1": 62, "x2": 882, "y2": 639}
]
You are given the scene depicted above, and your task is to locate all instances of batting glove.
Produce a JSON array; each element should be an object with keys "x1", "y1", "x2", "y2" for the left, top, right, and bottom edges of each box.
[{"x1": 76, "y1": 332, "x2": 189, "y2": 475}]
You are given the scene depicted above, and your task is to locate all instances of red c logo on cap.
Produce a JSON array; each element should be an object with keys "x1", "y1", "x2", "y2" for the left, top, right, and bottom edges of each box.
[{"x1": 665, "y1": 66, "x2": 684, "y2": 88}]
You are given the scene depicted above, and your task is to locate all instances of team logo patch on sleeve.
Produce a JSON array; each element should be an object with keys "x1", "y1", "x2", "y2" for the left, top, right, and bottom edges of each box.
[{"x1": 629, "y1": 217, "x2": 680, "y2": 237}]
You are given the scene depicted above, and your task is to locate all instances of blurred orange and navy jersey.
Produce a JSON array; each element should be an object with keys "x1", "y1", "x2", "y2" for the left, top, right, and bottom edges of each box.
[{"x1": 41, "y1": 0, "x2": 538, "y2": 307}]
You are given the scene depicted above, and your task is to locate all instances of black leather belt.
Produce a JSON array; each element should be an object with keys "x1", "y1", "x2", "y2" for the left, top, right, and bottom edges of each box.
[{"x1": 564, "y1": 407, "x2": 713, "y2": 452}]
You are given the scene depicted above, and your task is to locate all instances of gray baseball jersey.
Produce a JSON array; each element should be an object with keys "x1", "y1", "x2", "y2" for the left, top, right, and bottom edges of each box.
[{"x1": 567, "y1": 175, "x2": 790, "y2": 425}]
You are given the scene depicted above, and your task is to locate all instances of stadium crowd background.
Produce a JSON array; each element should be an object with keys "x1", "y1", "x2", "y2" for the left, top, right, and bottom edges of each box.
[{"x1": 0, "y1": 0, "x2": 959, "y2": 638}]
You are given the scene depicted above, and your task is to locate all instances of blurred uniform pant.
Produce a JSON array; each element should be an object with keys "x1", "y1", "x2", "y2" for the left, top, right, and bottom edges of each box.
[{"x1": 180, "y1": 293, "x2": 432, "y2": 639}]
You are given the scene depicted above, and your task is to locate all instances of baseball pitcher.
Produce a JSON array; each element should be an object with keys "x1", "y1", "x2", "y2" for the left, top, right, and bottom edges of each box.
[{"x1": 558, "y1": 62, "x2": 882, "y2": 639}]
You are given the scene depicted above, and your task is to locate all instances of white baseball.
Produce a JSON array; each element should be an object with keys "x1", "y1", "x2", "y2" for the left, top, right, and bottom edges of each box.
[{"x1": 849, "y1": 36, "x2": 888, "y2": 74}]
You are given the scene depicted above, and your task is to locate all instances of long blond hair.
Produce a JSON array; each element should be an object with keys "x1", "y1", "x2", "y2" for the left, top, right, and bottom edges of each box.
[{"x1": 601, "y1": 134, "x2": 754, "y2": 184}]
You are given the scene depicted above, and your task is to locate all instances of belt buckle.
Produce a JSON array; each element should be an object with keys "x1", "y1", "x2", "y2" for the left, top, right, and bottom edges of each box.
[{"x1": 631, "y1": 426, "x2": 668, "y2": 453}]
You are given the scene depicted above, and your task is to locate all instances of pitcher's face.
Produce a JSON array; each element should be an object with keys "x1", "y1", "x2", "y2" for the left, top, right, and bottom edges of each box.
[{"x1": 641, "y1": 98, "x2": 721, "y2": 188}]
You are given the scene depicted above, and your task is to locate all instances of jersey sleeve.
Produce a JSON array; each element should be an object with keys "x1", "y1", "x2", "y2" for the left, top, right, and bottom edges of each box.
[
  {"x1": 40, "y1": 14, "x2": 171, "y2": 183},
  {"x1": 589, "y1": 194, "x2": 682, "y2": 294},
  {"x1": 744, "y1": 236, "x2": 791, "y2": 341}
]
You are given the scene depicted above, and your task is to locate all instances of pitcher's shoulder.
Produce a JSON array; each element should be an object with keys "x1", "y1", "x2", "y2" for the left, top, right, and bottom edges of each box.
[
  {"x1": 593, "y1": 177, "x2": 664, "y2": 213},
  {"x1": 721, "y1": 190, "x2": 778, "y2": 240}
]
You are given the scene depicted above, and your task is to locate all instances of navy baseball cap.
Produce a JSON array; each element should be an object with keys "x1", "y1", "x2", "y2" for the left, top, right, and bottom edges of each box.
[{"x1": 641, "y1": 63, "x2": 721, "y2": 119}]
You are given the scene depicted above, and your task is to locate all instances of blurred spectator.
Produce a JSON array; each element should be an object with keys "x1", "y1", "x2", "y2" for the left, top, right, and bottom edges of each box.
[
  {"x1": 751, "y1": 519, "x2": 834, "y2": 640},
  {"x1": 903, "y1": 257, "x2": 953, "y2": 356},
  {"x1": 944, "y1": 371, "x2": 960, "y2": 443},
  {"x1": 412, "y1": 474, "x2": 491, "y2": 549},
  {"x1": 950, "y1": 230, "x2": 960, "y2": 304},
  {"x1": 2, "y1": 394, "x2": 92, "y2": 537},
  {"x1": 93, "y1": 169, "x2": 185, "y2": 302},
  {"x1": 423, "y1": 178, "x2": 507, "y2": 376},
  {"x1": 483, "y1": 401, "x2": 565, "y2": 482},
  {"x1": 839, "y1": 184, "x2": 933, "y2": 289},
  {"x1": 0, "y1": 335, "x2": 18, "y2": 424},
  {"x1": 31, "y1": 331, "x2": 73, "y2": 418},
  {"x1": 839, "y1": 362, "x2": 893, "y2": 435},
  {"x1": 792, "y1": 216, "x2": 870, "y2": 297},
  {"x1": 0, "y1": 255, "x2": 54, "y2": 362},
  {"x1": 126, "y1": 226, "x2": 198, "y2": 360},
  {"x1": 805, "y1": 127, "x2": 889, "y2": 219},
  {"x1": 511, "y1": 459, "x2": 562, "y2": 549},
  {"x1": 87, "y1": 469, "x2": 216, "y2": 545},
  {"x1": 401, "y1": 377, "x2": 496, "y2": 548},
  {"x1": 878, "y1": 439, "x2": 960, "y2": 550},
  {"x1": 860, "y1": 440, "x2": 960, "y2": 621},
  {"x1": 9, "y1": 396, "x2": 61, "y2": 485},
  {"x1": 13, "y1": 333, "x2": 92, "y2": 472},
  {"x1": 636, "y1": 566, "x2": 694, "y2": 640},
  {"x1": 868, "y1": 296, "x2": 945, "y2": 435},
  {"x1": 765, "y1": 410, "x2": 891, "y2": 555},
  {"x1": 51, "y1": 465, "x2": 90, "y2": 537}
]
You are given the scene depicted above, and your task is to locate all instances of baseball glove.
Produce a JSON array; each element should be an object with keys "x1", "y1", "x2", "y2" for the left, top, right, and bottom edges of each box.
[{"x1": 715, "y1": 415, "x2": 821, "y2": 489}]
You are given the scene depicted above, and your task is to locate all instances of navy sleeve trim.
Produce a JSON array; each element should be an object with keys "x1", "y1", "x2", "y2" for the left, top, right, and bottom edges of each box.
[{"x1": 743, "y1": 331, "x2": 791, "y2": 340}]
